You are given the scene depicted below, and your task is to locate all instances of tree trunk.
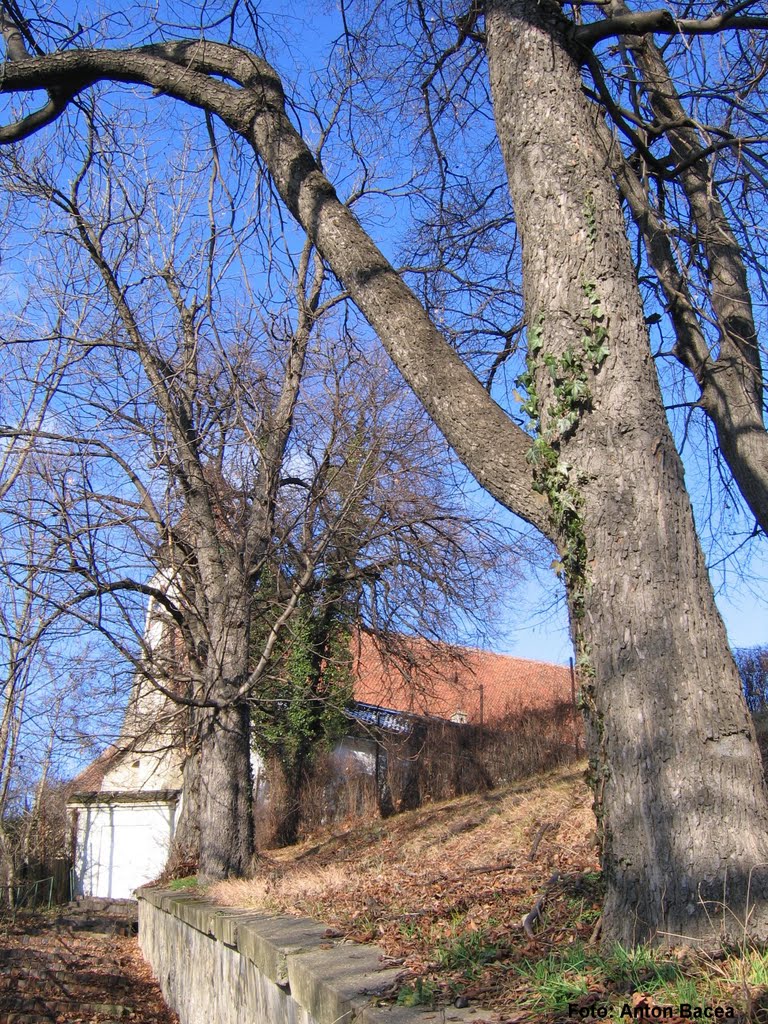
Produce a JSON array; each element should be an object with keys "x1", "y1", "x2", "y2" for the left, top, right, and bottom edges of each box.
[
  {"x1": 197, "y1": 696, "x2": 253, "y2": 880},
  {"x1": 269, "y1": 754, "x2": 307, "y2": 848},
  {"x1": 375, "y1": 742, "x2": 395, "y2": 818},
  {"x1": 171, "y1": 739, "x2": 201, "y2": 871},
  {"x1": 486, "y1": 0, "x2": 768, "y2": 946},
  {"x1": 195, "y1": 586, "x2": 254, "y2": 881}
]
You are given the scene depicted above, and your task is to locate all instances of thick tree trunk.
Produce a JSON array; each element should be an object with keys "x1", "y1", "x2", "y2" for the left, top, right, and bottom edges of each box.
[
  {"x1": 486, "y1": 0, "x2": 768, "y2": 946},
  {"x1": 197, "y1": 696, "x2": 253, "y2": 880},
  {"x1": 195, "y1": 585, "x2": 254, "y2": 882}
]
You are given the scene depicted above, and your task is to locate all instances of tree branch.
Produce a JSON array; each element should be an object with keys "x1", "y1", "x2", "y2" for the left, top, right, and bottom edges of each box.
[
  {"x1": 575, "y1": 5, "x2": 768, "y2": 47},
  {"x1": 0, "y1": 40, "x2": 552, "y2": 538},
  {"x1": 596, "y1": 0, "x2": 768, "y2": 535},
  {"x1": 0, "y1": 4, "x2": 78, "y2": 142}
]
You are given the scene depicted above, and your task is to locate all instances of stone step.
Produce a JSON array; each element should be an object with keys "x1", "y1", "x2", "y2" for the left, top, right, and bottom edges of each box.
[
  {"x1": 2, "y1": 960, "x2": 136, "y2": 1018},
  {"x1": 4, "y1": 1013, "x2": 58, "y2": 1023},
  {"x1": 55, "y1": 917, "x2": 137, "y2": 937},
  {"x1": 64, "y1": 898, "x2": 138, "y2": 920},
  {"x1": 3, "y1": 994, "x2": 130, "y2": 1019},
  {"x1": 0, "y1": 908, "x2": 175, "y2": 1024},
  {"x1": 7, "y1": 973, "x2": 132, "y2": 988},
  {"x1": 13, "y1": 968, "x2": 132, "y2": 988}
]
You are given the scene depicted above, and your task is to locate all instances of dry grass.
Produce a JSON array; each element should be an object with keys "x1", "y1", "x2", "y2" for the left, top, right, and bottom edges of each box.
[
  {"x1": 208, "y1": 762, "x2": 600, "y2": 1016},
  {"x1": 216, "y1": 863, "x2": 353, "y2": 913},
  {"x1": 201, "y1": 762, "x2": 768, "y2": 1021},
  {"x1": 211, "y1": 761, "x2": 596, "y2": 915}
]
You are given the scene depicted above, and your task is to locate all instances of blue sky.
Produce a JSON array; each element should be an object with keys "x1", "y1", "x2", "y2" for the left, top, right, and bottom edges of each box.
[
  {"x1": 2, "y1": 0, "x2": 766, "y2": 678},
  {"x1": 502, "y1": 561, "x2": 768, "y2": 666},
  {"x1": 267, "y1": 1, "x2": 768, "y2": 666}
]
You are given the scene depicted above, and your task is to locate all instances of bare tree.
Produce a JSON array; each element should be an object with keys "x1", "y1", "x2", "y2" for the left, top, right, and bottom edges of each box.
[
  {"x1": 0, "y1": 521, "x2": 50, "y2": 897},
  {"x1": 735, "y1": 645, "x2": 768, "y2": 713},
  {"x1": 0, "y1": 456, "x2": 121, "y2": 898},
  {"x1": 251, "y1": 345, "x2": 518, "y2": 845},
  {"x1": 0, "y1": 0, "x2": 767, "y2": 943},
  {"x1": 0, "y1": 91, "x2": 520, "y2": 879},
  {"x1": 0, "y1": 99, "x2": 341, "y2": 878}
]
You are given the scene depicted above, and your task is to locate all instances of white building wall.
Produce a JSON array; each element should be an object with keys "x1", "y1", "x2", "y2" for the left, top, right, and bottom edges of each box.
[
  {"x1": 72, "y1": 799, "x2": 178, "y2": 900},
  {"x1": 100, "y1": 747, "x2": 183, "y2": 793},
  {"x1": 332, "y1": 735, "x2": 378, "y2": 775}
]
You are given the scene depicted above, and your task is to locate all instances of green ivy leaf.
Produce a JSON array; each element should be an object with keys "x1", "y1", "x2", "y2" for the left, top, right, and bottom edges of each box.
[
  {"x1": 590, "y1": 343, "x2": 610, "y2": 367},
  {"x1": 568, "y1": 378, "x2": 591, "y2": 402},
  {"x1": 555, "y1": 412, "x2": 579, "y2": 435},
  {"x1": 543, "y1": 352, "x2": 558, "y2": 376}
]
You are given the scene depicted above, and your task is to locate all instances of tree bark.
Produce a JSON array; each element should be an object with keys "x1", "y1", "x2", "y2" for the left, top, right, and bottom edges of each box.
[
  {"x1": 187, "y1": 560, "x2": 255, "y2": 880},
  {"x1": 197, "y1": 698, "x2": 253, "y2": 880},
  {"x1": 268, "y1": 754, "x2": 308, "y2": 848},
  {"x1": 485, "y1": 0, "x2": 768, "y2": 946},
  {"x1": 171, "y1": 726, "x2": 201, "y2": 870}
]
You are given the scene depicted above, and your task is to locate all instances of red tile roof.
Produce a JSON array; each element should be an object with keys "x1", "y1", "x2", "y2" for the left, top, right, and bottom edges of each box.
[{"x1": 352, "y1": 634, "x2": 574, "y2": 725}]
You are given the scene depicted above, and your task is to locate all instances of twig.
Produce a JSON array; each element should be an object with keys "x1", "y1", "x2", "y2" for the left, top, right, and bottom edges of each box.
[
  {"x1": 522, "y1": 872, "x2": 559, "y2": 939},
  {"x1": 401, "y1": 861, "x2": 516, "y2": 885},
  {"x1": 528, "y1": 823, "x2": 553, "y2": 862},
  {"x1": 466, "y1": 860, "x2": 517, "y2": 875}
]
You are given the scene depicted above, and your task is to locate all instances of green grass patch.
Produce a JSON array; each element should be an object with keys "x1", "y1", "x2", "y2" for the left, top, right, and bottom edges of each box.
[
  {"x1": 434, "y1": 926, "x2": 502, "y2": 980},
  {"x1": 396, "y1": 978, "x2": 438, "y2": 1007},
  {"x1": 510, "y1": 941, "x2": 763, "y2": 1017},
  {"x1": 167, "y1": 876, "x2": 198, "y2": 890},
  {"x1": 513, "y1": 943, "x2": 596, "y2": 1010}
]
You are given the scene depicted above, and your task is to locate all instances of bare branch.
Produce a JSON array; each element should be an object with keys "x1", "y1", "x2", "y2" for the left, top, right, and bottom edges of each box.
[
  {"x1": 575, "y1": 4, "x2": 768, "y2": 47},
  {"x1": 0, "y1": 40, "x2": 552, "y2": 537}
]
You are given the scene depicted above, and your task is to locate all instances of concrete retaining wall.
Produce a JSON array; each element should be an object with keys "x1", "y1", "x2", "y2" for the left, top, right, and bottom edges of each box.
[{"x1": 137, "y1": 888, "x2": 490, "y2": 1024}]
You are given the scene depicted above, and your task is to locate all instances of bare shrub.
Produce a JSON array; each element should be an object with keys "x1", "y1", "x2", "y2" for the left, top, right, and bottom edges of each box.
[
  {"x1": 255, "y1": 701, "x2": 583, "y2": 845},
  {"x1": 752, "y1": 710, "x2": 768, "y2": 785},
  {"x1": 480, "y1": 702, "x2": 582, "y2": 784},
  {"x1": 257, "y1": 750, "x2": 382, "y2": 846},
  {"x1": 379, "y1": 701, "x2": 581, "y2": 807}
]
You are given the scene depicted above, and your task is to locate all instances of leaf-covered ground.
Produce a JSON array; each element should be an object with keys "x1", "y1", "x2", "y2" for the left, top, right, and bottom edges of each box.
[
  {"x1": 210, "y1": 762, "x2": 768, "y2": 1022},
  {"x1": 0, "y1": 909, "x2": 180, "y2": 1023}
]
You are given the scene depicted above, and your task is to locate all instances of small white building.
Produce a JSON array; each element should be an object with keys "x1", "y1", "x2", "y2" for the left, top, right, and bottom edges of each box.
[
  {"x1": 67, "y1": 696, "x2": 187, "y2": 899},
  {"x1": 69, "y1": 788, "x2": 180, "y2": 900},
  {"x1": 67, "y1": 579, "x2": 188, "y2": 899}
]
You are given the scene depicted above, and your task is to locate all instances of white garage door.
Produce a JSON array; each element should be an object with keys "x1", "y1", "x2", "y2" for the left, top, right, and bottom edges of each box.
[{"x1": 75, "y1": 800, "x2": 176, "y2": 899}]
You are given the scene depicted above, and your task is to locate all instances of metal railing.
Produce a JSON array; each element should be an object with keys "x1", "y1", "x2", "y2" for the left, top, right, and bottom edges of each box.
[{"x1": 0, "y1": 875, "x2": 56, "y2": 920}]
